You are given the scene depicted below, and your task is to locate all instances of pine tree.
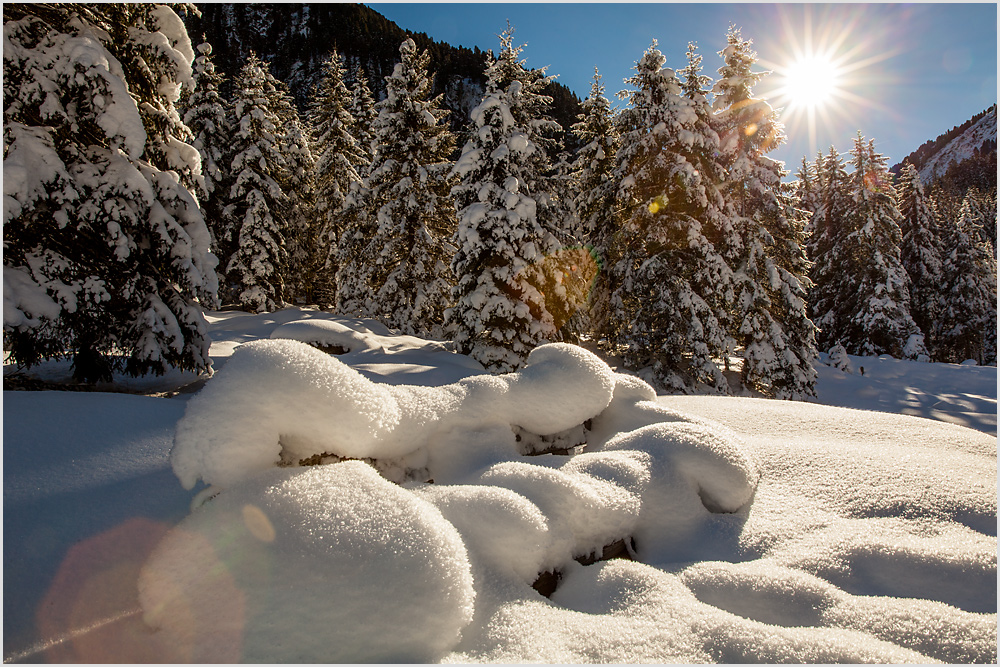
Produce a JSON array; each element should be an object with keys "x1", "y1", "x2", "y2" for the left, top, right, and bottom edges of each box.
[
  {"x1": 264, "y1": 71, "x2": 318, "y2": 306},
  {"x1": 806, "y1": 146, "x2": 853, "y2": 351},
  {"x1": 608, "y1": 41, "x2": 732, "y2": 392},
  {"x1": 897, "y1": 162, "x2": 944, "y2": 352},
  {"x1": 449, "y1": 25, "x2": 566, "y2": 372},
  {"x1": 840, "y1": 135, "x2": 925, "y2": 358},
  {"x1": 309, "y1": 51, "x2": 365, "y2": 310},
  {"x1": 712, "y1": 28, "x2": 816, "y2": 399},
  {"x1": 363, "y1": 38, "x2": 457, "y2": 336},
  {"x1": 348, "y1": 64, "x2": 378, "y2": 165},
  {"x1": 4, "y1": 4, "x2": 218, "y2": 382},
  {"x1": 222, "y1": 53, "x2": 289, "y2": 313},
  {"x1": 794, "y1": 156, "x2": 821, "y2": 221},
  {"x1": 571, "y1": 68, "x2": 619, "y2": 340},
  {"x1": 183, "y1": 39, "x2": 231, "y2": 259},
  {"x1": 937, "y1": 196, "x2": 998, "y2": 364}
]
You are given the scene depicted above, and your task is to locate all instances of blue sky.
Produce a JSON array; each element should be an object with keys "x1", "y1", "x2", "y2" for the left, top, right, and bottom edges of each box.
[{"x1": 368, "y1": 3, "x2": 997, "y2": 172}]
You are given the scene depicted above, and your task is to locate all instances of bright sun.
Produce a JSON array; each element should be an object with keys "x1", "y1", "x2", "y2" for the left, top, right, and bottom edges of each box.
[
  {"x1": 783, "y1": 55, "x2": 840, "y2": 110},
  {"x1": 755, "y1": 5, "x2": 904, "y2": 158}
]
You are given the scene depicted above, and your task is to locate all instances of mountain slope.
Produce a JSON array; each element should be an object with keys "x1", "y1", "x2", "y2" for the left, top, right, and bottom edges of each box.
[
  {"x1": 917, "y1": 106, "x2": 997, "y2": 183},
  {"x1": 183, "y1": 4, "x2": 582, "y2": 139},
  {"x1": 891, "y1": 105, "x2": 997, "y2": 185}
]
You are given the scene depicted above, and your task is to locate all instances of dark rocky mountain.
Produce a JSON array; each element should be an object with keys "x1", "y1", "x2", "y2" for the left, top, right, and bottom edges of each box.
[{"x1": 182, "y1": 4, "x2": 582, "y2": 145}]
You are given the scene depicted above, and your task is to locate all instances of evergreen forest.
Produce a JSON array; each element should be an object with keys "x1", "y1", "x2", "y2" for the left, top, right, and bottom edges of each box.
[{"x1": 4, "y1": 3, "x2": 997, "y2": 400}]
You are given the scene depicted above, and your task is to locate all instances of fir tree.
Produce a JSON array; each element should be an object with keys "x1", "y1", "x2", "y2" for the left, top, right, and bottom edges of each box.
[
  {"x1": 309, "y1": 51, "x2": 364, "y2": 310},
  {"x1": 363, "y1": 38, "x2": 457, "y2": 336},
  {"x1": 712, "y1": 27, "x2": 816, "y2": 399},
  {"x1": 840, "y1": 134, "x2": 925, "y2": 358},
  {"x1": 183, "y1": 39, "x2": 231, "y2": 258},
  {"x1": 608, "y1": 41, "x2": 732, "y2": 392},
  {"x1": 265, "y1": 71, "x2": 318, "y2": 305},
  {"x1": 223, "y1": 53, "x2": 289, "y2": 313},
  {"x1": 4, "y1": 3, "x2": 218, "y2": 382},
  {"x1": 806, "y1": 146, "x2": 853, "y2": 351},
  {"x1": 449, "y1": 26, "x2": 566, "y2": 372},
  {"x1": 794, "y1": 156, "x2": 821, "y2": 221},
  {"x1": 571, "y1": 68, "x2": 619, "y2": 340},
  {"x1": 348, "y1": 64, "x2": 378, "y2": 165},
  {"x1": 937, "y1": 196, "x2": 998, "y2": 364},
  {"x1": 897, "y1": 162, "x2": 944, "y2": 352}
]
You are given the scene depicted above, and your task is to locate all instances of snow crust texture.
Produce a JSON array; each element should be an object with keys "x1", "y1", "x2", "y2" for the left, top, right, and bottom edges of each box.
[{"x1": 131, "y1": 314, "x2": 996, "y2": 663}]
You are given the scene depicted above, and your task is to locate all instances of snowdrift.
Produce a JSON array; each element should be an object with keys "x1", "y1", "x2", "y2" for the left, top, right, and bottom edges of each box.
[{"x1": 4, "y1": 310, "x2": 996, "y2": 663}]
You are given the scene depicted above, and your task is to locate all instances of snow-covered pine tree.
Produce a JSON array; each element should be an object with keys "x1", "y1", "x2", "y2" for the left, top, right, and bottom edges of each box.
[
  {"x1": 840, "y1": 134, "x2": 926, "y2": 359},
  {"x1": 264, "y1": 71, "x2": 318, "y2": 306},
  {"x1": 362, "y1": 38, "x2": 457, "y2": 337},
  {"x1": 806, "y1": 146, "x2": 853, "y2": 352},
  {"x1": 963, "y1": 187, "x2": 998, "y2": 255},
  {"x1": 348, "y1": 64, "x2": 378, "y2": 165},
  {"x1": 712, "y1": 28, "x2": 817, "y2": 399},
  {"x1": 449, "y1": 26, "x2": 567, "y2": 372},
  {"x1": 571, "y1": 68, "x2": 620, "y2": 340},
  {"x1": 4, "y1": 3, "x2": 218, "y2": 383},
  {"x1": 222, "y1": 53, "x2": 289, "y2": 313},
  {"x1": 937, "y1": 196, "x2": 998, "y2": 364},
  {"x1": 608, "y1": 41, "x2": 733, "y2": 393},
  {"x1": 183, "y1": 39, "x2": 231, "y2": 259},
  {"x1": 309, "y1": 51, "x2": 365, "y2": 310},
  {"x1": 794, "y1": 156, "x2": 820, "y2": 220},
  {"x1": 896, "y1": 162, "x2": 945, "y2": 353}
]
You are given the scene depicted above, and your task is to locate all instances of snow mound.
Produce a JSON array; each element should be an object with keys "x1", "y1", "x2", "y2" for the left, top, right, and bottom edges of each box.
[
  {"x1": 600, "y1": 422, "x2": 759, "y2": 562},
  {"x1": 270, "y1": 318, "x2": 379, "y2": 353},
  {"x1": 415, "y1": 484, "x2": 553, "y2": 584},
  {"x1": 506, "y1": 343, "x2": 616, "y2": 434},
  {"x1": 171, "y1": 339, "x2": 403, "y2": 488},
  {"x1": 138, "y1": 462, "x2": 475, "y2": 663},
  {"x1": 541, "y1": 558, "x2": 938, "y2": 664},
  {"x1": 679, "y1": 560, "x2": 995, "y2": 663},
  {"x1": 171, "y1": 339, "x2": 617, "y2": 488},
  {"x1": 479, "y1": 458, "x2": 644, "y2": 565}
]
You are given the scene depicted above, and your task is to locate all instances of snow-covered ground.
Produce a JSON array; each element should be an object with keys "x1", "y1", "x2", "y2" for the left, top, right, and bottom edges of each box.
[{"x1": 3, "y1": 307, "x2": 996, "y2": 663}]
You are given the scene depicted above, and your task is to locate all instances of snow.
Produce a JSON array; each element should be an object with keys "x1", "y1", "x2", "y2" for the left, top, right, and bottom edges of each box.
[
  {"x1": 3, "y1": 265, "x2": 61, "y2": 328},
  {"x1": 3, "y1": 307, "x2": 996, "y2": 663},
  {"x1": 139, "y1": 462, "x2": 475, "y2": 663},
  {"x1": 918, "y1": 106, "x2": 997, "y2": 182},
  {"x1": 814, "y1": 349, "x2": 997, "y2": 433}
]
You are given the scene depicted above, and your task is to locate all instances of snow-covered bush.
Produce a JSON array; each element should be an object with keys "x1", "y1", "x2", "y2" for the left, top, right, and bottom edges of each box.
[{"x1": 828, "y1": 344, "x2": 853, "y2": 373}]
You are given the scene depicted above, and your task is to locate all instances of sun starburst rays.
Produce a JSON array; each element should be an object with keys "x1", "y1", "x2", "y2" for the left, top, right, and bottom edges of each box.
[{"x1": 756, "y1": 5, "x2": 905, "y2": 159}]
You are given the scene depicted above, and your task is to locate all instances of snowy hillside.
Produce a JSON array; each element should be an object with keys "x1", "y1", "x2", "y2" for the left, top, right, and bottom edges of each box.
[
  {"x1": 918, "y1": 105, "x2": 997, "y2": 182},
  {"x1": 3, "y1": 308, "x2": 996, "y2": 663}
]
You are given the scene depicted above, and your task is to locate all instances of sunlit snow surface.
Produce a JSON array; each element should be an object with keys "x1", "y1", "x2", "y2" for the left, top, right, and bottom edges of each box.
[{"x1": 3, "y1": 308, "x2": 996, "y2": 663}]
